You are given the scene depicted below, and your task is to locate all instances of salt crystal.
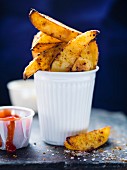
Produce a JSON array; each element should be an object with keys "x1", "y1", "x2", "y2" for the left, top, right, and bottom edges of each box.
[
  {"x1": 102, "y1": 157, "x2": 105, "y2": 161},
  {"x1": 64, "y1": 150, "x2": 70, "y2": 153}
]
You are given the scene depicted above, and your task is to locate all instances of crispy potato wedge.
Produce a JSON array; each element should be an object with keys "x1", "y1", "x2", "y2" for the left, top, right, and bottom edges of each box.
[
  {"x1": 32, "y1": 43, "x2": 60, "y2": 53},
  {"x1": 29, "y1": 9, "x2": 81, "y2": 42},
  {"x1": 64, "y1": 126, "x2": 110, "y2": 151},
  {"x1": 31, "y1": 31, "x2": 62, "y2": 53},
  {"x1": 23, "y1": 58, "x2": 40, "y2": 80},
  {"x1": 72, "y1": 40, "x2": 99, "y2": 71},
  {"x1": 72, "y1": 57, "x2": 93, "y2": 71},
  {"x1": 23, "y1": 43, "x2": 66, "y2": 79},
  {"x1": 31, "y1": 31, "x2": 42, "y2": 58},
  {"x1": 32, "y1": 31, "x2": 42, "y2": 48},
  {"x1": 51, "y1": 30, "x2": 99, "y2": 72},
  {"x1": 32, "y1": 50, "x2": 40, "y2": 59},
  {"x1": 89, "y1": 40, "x2": 99, "y2": 68}
]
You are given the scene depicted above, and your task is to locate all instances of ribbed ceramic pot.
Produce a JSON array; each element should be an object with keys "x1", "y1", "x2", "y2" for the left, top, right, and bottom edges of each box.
[{"x1": 34, "y1": 66, "x2": 99, "y2": 145}]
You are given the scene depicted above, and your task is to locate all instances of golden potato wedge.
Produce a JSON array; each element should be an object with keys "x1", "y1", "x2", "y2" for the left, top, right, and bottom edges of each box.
[
  {"x1": 29, "y1": 9, "x2": 81, "y2": 42},
  {"x1": 32, "y1": 50, "x2": 40, "y2": 59},
  {"x1": 31, "y1": 31, "x2": 62, "y2": 53},
  {"x1": 31, "y1": 31, "x2": 42, "y2": 58},
  {"x1": 23, "y1": 43, "x2": 66, "y2": 79},
  {"x1": 72, "y1": 40, "x2": 99, "y2": 71},
  {"x1": 89, "y1": 40, "x2": 99, "y2": 68},
  {"x1": 32, "y1": 31, "x2": 42, "y2": 48},
  {"x1": 72, "y1": 57, "x2": 93, "y2": 72},
  {"x1": 64, "y1": 126, "x2": 110, "y2": 151},
  {"x1": 32, "y1": 43, "x2": 60, "y2": 53},
  {"x1": 51, "y1": 30, "x2": 99, "y2": 72},
  {"x1": 23, "y1": 58, "x2": 40, "y2": 80}
]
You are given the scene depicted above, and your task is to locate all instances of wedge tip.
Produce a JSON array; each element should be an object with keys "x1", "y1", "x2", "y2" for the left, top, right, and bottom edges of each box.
[
  {"x1": 23, "y1": 73, "x2": 27, "y2": 80},
  {"x1": 29, "y1": 8, "x2": 37, "y2": 17}
]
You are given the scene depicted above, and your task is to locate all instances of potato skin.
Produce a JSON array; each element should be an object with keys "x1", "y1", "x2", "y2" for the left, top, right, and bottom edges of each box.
[
  {"x1": 29, "y1": 9, "x2": 81, "y2": 42},
  {"x1": 64, "y1": 126, "x2": 110, "y2": 151}
]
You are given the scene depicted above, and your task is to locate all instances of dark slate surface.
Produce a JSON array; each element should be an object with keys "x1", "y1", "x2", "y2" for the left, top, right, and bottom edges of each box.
[{"x1": 0, "y1": 109, "x2": 127, "y2": 170}]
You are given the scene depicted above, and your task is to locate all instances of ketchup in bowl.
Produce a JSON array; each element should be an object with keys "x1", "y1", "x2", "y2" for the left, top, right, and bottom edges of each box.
[
  {"x1": 0, "y1": 106, "x2": 34, "y2": 153},
  {"x1": 0, "y1": 109, "x2": 21, "y2": 152}
]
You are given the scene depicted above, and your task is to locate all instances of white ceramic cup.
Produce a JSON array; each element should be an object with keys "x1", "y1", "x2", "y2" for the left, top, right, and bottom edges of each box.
[
  {"x1": 7, "y1": 79, "x2": 37, "y2": 112},
  {"x1": 34, "y1": 66, "x2": 99, "y2": 145}
]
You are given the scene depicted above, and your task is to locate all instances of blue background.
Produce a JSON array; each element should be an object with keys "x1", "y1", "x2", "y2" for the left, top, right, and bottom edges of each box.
[{"x1": 1, "y1": 0, "x2": 127, "y2": 113}]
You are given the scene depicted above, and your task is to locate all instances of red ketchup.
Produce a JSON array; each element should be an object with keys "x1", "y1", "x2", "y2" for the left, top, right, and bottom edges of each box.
[{"x1": 0, "y1": 109, "x2": 20, "y2": 152}]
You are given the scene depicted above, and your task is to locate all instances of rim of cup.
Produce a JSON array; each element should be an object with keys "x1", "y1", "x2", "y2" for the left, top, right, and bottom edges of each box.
[{"x1": 36, "y1": 66, "x2": 99, "y2": 76}]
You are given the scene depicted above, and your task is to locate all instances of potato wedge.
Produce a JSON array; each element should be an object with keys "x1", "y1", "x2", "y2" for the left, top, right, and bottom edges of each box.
[
  {"x1": 51, "y1": 30, "x2": 99, "y2": 72},
  {"x1": 23, "y1": 58, "x2": 40, "y2": 80},
  {"x1": 32, "y1": 31, "x2": 42, "y2": 48},
  {"x1": 31, "y1": 31, "x2": 42, "y2": 58},
  {"x1": 89, "y1": 40, "x2": 99, "y2": 68},
  {"x1": 64, "y1": 126, "x2": 110, "y2": 151},
  {"x1": 31, "y1": 31, "x2": 62, "y2": 53},
  {"x1": 23, "y1": 43, "x2": 66, "y2": 79},
  {"x1": 72, "y1": 40, "x2": 99, "y2": 71},
  {"x1": 32, "y1": 50, "x2": 40, "y2": 59},
  {"x1": 29, "y1": 9, "x2": 81, "y2": 42},
  {"x1": 72, "y1": 57, "x2": 93, "y2": 72}
]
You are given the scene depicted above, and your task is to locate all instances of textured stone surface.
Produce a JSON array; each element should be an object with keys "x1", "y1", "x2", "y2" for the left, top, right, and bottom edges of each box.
[{"x1": 0, "y1": 109, "x2": 127, "y2": 170}]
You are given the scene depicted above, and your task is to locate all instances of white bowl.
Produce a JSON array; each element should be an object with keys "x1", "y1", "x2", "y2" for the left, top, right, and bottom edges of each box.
[
  {"x1": 0, "y1": 106, "x2": 35, "y2": 152},
  {"x1": 7, "y1": 79, "x2": 37, "y2": 112}
]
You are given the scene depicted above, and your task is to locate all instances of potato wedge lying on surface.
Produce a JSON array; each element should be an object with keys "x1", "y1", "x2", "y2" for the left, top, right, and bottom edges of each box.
[
  {"x1": 64, "y1": 126, "x2": 110, "y2": 151},
  {"x1": 72, "y1": 40, "x2": 99, "y2": 71},
  {"x1": 31, "y1": 31, "x2": 62, "y2": 53},
  {"x1": 23, "y1": 43, "x2": 66, "y2": 79},
  {"x1": 29, "y1": 9, "x2": 81, "y2": 42},
  {"x1": 51, "y1": 30, "x2": 99, "y2": 72}
]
